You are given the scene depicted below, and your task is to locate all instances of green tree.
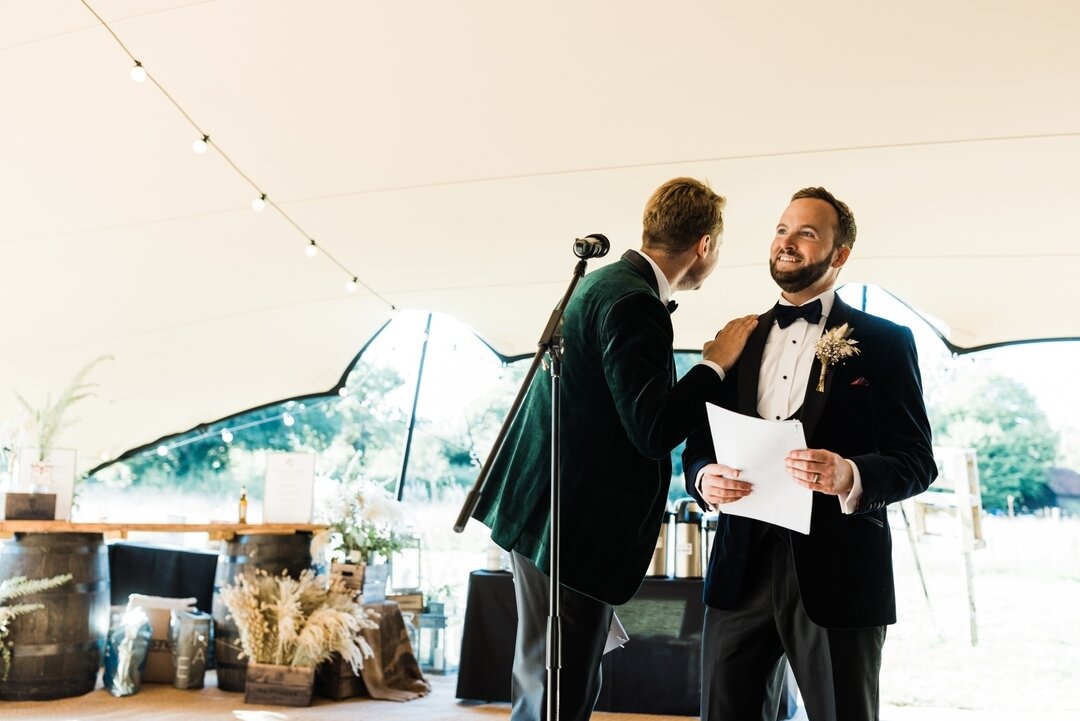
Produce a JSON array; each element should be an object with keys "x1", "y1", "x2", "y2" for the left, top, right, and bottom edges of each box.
[{"x1": 930, "y1": 371, "x2": 1058, "y2": 512}]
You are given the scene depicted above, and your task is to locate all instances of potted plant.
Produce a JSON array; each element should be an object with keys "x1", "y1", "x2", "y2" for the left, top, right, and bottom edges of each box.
[
  {"x1": 6, "y1": 355, "x2": 111, "y2": 520},
  {"x1": 218, "y1": 568, "x2": 378, "y2": 706},
  {"x1": 313, "y1": 473, "x2": 406, "y2": 601}
]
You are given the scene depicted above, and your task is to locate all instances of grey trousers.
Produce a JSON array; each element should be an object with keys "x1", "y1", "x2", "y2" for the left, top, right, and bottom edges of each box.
[
  {"x1": 701, "y1": 531, "x2": 886, "y2": 721},
  {"x1": 509, "y1": 551, "x2": 614, "y2": 721}
]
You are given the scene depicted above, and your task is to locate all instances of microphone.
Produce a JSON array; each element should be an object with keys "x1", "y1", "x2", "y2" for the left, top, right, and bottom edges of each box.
[{"x1": 573, "y1": 233, "x2": 610, "y2": 259}]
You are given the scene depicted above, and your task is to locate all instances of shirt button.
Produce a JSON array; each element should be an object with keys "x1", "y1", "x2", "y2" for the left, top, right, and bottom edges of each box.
[
  {"x1": 791, "y1": 340, "x2": 797, "y2": 344},
  {"x1": 783, "y1": 375, "x2": 788, "y2": 380},
  {"x1": 775, "y1": 416, "x2": 781, "y2": 420}
]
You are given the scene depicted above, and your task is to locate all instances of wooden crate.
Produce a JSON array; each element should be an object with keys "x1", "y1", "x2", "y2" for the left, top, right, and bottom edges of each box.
[
  {"x1": 315, "y1": 653, "x2": 365, "y2": 701},
  {"x1": 243, "y1": 662, "x2": 315, "y2": 707}
]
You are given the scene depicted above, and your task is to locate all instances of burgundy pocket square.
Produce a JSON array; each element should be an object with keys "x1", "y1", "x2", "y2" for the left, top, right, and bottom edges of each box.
[{"x1": 851, "y1": 376, "x2": 871, "y2": 387}]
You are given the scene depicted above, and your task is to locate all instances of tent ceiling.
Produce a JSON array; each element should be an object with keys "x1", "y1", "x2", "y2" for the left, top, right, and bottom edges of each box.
[{"x1": 1, "y1": 0, "x2": 1078, "y2": 470}]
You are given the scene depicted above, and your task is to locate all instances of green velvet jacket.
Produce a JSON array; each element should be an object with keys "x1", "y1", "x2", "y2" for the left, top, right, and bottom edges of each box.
[{"x1": 472, "y1": 251, "x2": 724, "y2": 605}]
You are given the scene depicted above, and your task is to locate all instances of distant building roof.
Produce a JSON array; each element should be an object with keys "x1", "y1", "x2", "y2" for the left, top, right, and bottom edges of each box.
[{"x1": 1047, "y1": 467, "x2": 1080, "y2": 497}]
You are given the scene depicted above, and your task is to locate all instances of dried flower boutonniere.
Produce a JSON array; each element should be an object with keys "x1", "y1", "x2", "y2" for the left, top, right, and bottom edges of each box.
[{"x1": 813, "y1": 323, "x2": 860, "y2": 392}]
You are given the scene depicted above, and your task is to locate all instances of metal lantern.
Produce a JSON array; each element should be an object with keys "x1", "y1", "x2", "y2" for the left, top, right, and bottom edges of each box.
[{"x1": 417, "y1": 602, "x2": 447, "y2": 674}]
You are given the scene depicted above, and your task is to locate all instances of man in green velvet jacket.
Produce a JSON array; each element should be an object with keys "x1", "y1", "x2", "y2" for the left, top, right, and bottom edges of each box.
[{"x1": 472, "y1": 177, "x2": 757, "y2": 721}]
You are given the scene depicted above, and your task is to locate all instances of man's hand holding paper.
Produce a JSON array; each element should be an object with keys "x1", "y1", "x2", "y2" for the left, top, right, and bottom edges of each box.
[{"x1": 705, "y1": 402, "x2": 813, "y2": 534}]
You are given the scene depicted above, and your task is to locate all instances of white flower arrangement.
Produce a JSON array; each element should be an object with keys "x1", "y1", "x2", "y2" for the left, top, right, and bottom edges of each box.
[
  {"x1": 0, "y1": 573, "x2": 73, "y2": 679},
  {"x1": 314, "y1": 472, "x2": 406, "y2": 565},
  {"x1": 813, "y1": 323, "x2": 860, "y2": 392},
  {"x1": 219, "y1": 568, "x2": 378, "y2": 672}
]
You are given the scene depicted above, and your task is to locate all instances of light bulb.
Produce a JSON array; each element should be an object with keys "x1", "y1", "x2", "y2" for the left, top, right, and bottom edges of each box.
[
  {"x1": 282, "y1": 412, "x2": 295, "y2": 427},
  {"x1": 337, "y1": 387, "x2": 348, "y2": 397},
  {"x1": 346, "y1": 277, "x2": 358, "y2": 293},
  {"x1": 221, "y1": 429, "x2": 234, "y2": 443},
  {"x1": 251, "y1": 194, "x2": 267, "y2": 212},
  {"x1": 192, "y1": 135, "x2": 209, "y2": 154},
  {"x1": 305, "y1": 240, "x2": 318, "y2": 257},
  {"x1": 130, "y1": 62, "x2": 147, "y2": 83},
  {"x1": 156, "y1": 445, "x2": 169, "y2": 456}
]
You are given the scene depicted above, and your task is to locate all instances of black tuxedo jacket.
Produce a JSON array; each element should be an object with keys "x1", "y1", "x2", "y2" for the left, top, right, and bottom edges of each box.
[
  {"x1": 683, "y1": 295, "x2": 937, "y2": 628},
  {"x1": 474, "y1": 251, "x2": 724, "y2": 605}
]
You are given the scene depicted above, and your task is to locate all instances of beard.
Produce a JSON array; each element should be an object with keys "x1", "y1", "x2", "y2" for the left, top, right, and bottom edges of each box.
[{"x1": 769, "y1": 252, "x2": 834, "y2": 293}]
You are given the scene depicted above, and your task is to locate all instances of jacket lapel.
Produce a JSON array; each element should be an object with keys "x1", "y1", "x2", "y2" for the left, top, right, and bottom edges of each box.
[
  {"x1": 619, "y1": 250, "x2": 661, "y2": 296},
  {"x1": 737, "y1": 307, "x2": 774, "y2": 416},
  {"x1": 799, "y1": 294, "x2": 853, "y2": 441}
]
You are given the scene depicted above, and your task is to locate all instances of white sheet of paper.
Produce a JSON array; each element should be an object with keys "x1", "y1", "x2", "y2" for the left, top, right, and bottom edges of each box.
[
  {"x1": 603, "y1": 612, "x2": 629, "y2": 654},
  {"x1": 263, "y1": 452, "x2": 315, "y2": 523},
  {"x1": 706, "y1": 403, "x2": 813, "y2": 535}
]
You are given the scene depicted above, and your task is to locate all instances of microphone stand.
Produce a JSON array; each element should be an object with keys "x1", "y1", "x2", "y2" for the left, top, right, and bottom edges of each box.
[{"x1": 455, "y1": 249, "x2": 597, "y2": 721}]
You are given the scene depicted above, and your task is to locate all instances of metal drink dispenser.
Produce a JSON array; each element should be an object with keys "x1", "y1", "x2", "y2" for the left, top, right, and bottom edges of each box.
[
  {"x1": 703, "y1": 513, "x2": 718, "y2": 576},
  {"x1": 673, "y1": 499, "x2": 703, "y2": 578},
  {"x1": 647, "y1": 506, "x2": 674, "y2": 577}
]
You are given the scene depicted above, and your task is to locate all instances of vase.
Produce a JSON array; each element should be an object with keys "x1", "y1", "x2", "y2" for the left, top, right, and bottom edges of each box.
[{"x1": 243, "y1": 661, "x2": 315, "y2": 707}]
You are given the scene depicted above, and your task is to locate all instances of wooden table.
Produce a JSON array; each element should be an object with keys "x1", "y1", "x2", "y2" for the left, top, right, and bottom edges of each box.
[{"x1": 0, "y1": 521, "x2": 326, "y2": 540}]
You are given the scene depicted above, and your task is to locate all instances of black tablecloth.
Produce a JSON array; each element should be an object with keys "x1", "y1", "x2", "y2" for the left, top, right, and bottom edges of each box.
[
  {"x1": 108, "y1": 542, "x2": 219, "y2": 612},
  {"x1": 456, "y1": 570, "x2": 798, "y2": 718}
]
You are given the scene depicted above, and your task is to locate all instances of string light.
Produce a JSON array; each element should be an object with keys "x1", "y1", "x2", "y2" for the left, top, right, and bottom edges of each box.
[
  {"x1": 337, "y1": 387, "x2": 348, "y2": 397},
  {"x1": 156, "y1": 445, "x2": 169, "y2": 457},
  {"x1": 221, "y1": 429, "x2": 234, "y2": 443},
  {"x1": 282, "y1": 412, "x2": 295, "y2": 427},
  {"x1": 79, "y1": 0, "x2": 397, "y2": 353}
]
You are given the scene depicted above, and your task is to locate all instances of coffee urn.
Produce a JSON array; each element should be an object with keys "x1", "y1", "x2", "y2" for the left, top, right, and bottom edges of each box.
[
  {"x1": 673, "y1": 499, "x2": 704, "y2": 578},
  {"x1": 703, "y1": 513, "x2": 718, "y2": 576},
  {"x1": 646, "y1": 506, "x2": 674, "y2": 577}
]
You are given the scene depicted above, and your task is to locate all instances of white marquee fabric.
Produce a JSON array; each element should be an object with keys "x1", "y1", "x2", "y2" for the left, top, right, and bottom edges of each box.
[{"x1": 1, "y1": 1, "x2": 1078, "y2": 470}]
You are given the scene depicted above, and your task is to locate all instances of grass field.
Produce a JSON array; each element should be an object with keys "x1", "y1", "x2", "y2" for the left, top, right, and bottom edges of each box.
[{"x1": 881, "y1": 511, "x2": 1080, "y2": 714}]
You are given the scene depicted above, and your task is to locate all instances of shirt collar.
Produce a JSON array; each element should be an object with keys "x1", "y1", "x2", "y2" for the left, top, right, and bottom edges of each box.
[
  {"x1": 777, "y1": 288, "x2": 836, "y2": 321},
  {"x1": 631, "y1": 249, "x2": 672, "y2": 306}
]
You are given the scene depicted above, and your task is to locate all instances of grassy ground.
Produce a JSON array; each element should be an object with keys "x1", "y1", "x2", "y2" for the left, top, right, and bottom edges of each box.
[{"x1": 882, "y1": 511, "x2": 1080, "y2": 713}]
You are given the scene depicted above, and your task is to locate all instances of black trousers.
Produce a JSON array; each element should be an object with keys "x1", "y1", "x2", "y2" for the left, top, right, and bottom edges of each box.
[
  {"x1": 510, "y1": 551, "x2": 614, "y2": 721},
  {"x1": 701, "y1": 532, "x2": 886, "y2": 721}
]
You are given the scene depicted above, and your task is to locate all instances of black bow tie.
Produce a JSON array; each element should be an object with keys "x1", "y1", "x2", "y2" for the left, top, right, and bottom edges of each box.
[
  {"x1": 666, "y1": 300, "x2": 678, "y2": 315},
  {"x1": 773, "y1": 299, "x2": 822, "y2": 328}
]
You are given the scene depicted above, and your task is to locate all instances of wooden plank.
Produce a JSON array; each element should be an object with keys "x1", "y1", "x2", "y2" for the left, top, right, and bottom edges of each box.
[{"x1": 0, "y1": 521, "x2": 327, "y2": 535}]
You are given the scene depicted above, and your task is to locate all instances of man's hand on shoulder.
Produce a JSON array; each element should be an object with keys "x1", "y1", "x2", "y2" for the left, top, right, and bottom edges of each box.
[{"x1": 703, "y1": 315, "x2": 758, "y2": 373}]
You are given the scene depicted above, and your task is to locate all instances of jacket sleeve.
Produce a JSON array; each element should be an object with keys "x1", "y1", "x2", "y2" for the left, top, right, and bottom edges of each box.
[
  {"x1": 849, "y1": 325, "x2": 938, "y2": 511},
  {"x1": 599, "y1": 290, "x2": 722, "y2": 460}
]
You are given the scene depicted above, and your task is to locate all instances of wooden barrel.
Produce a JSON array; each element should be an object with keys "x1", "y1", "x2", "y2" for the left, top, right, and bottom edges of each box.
[
  {"x1": 212, "y1": 533, "x2": 312, "y2": 692},
  {"x1": 0, "y1": 533, "x2": 110, "y2": 700}
]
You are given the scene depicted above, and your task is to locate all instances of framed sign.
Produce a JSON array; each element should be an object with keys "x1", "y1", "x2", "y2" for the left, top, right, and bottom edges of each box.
[
  {"x1": 15, "y1": 447, "x2": 77, "y2": 520},
  {"x1": 263, "y1": 452, "x2": 315, "y2": 524}
]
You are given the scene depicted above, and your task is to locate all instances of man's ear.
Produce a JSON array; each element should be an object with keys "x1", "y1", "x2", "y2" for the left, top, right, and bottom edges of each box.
[
  {"x1": 832, "y1": 245, "x2": 852, "y2": 268},
  {"x1": 697, "y1": 234, "x2": 712, "y2": 258}
]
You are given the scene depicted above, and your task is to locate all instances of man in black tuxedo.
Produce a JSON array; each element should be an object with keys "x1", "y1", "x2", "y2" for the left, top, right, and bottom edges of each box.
[
  {"x1": 683, "y1": 187, "x2": 937, "y2": 721},
  {"x1": 473, "y1": 177, "x2": 757, "y2": 721}
]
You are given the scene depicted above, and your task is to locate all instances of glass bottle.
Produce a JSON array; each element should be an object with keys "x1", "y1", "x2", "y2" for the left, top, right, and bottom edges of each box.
[{"x1": 238, "y1": 485, "x2": 248, "y2": 524}]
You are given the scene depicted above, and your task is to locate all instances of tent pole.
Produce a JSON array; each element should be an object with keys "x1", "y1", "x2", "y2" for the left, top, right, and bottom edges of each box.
[{"x1": 396, "y1": 313, "x2": 434, "y2": 502}]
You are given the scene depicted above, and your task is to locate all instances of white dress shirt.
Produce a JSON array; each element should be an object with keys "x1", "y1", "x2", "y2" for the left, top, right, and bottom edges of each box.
[{"x1": 763, "y1": 290, "x2": 862, "y2": 514}]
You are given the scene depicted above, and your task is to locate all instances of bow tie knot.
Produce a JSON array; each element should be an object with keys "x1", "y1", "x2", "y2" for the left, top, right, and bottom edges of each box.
[{"x1": 773, "y1": 299, "x2": 822, "y2": 328}]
